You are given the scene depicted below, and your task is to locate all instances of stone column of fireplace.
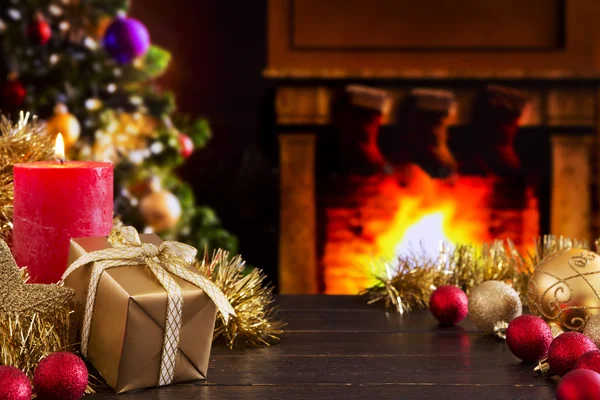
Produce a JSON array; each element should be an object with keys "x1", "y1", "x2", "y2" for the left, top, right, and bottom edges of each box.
[{"x1": 279, "y1": 134, "x2": 318, "y2": 294}]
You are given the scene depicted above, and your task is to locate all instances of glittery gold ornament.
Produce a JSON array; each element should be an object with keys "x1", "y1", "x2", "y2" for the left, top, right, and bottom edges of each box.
[
  {"x1": 0, "y1": 239, "x2": 73, "y2": 314},
  {"x1": 139, "y1": 189, "x2": 182, "y2": 232},
  {"x1": 468, "y1": 280, "x2": 522, "y2": 333},
  {"x1": 46, "y1": 104, "x2": 81, "y2": 149},
  {"x1": 528, "y1": 249, "x2": 600, "y2": 332},
  {"x1": 583, "y1": 314, "x2": 600, "y2": 347}
]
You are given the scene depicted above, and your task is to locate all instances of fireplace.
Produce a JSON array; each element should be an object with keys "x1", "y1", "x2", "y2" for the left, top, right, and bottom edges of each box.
[
  {"x1": 273, "y1": 81, "x2": 597, "y2": 294},
  {"x1": 267, "y1": 0, "x2": 600, "y2": 294}
]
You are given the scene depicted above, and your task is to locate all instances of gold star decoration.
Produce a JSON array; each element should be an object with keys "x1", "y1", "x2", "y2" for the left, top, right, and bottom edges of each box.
[{"x1": 0, "y1": 239, "x2": 74, "y2": 314}]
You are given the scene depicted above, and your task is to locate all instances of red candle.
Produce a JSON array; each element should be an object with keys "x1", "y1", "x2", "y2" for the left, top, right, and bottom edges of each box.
[{"x1": 12, "y1": 134, "x2": 113, "y2": 283}]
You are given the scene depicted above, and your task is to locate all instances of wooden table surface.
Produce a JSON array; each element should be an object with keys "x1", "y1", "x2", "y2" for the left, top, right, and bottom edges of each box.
[{"x1": 88, "y1": 295, "x2": 556, "y2": 399}]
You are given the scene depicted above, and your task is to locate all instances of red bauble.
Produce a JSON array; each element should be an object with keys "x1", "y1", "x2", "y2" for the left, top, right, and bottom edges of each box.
[
  {"x1": 575, "y1": 350, "x2": 600, "y2": 374},
  {"x1": 2, "y1": 80, "x2": 26, "y2": 107},
  {"x1": 505, "y1": 314, "x2": 553, "y2": 363},
  {"x1": 179, "y1": 133, "x2": 194, "y2": 158},
  {"x1": 556, "y1": 369, "x2": 600, "y2": 400},
  {"x1": 27, "y1": 19, "x2": 52, "y2": 45},
  {"x1": 429, "y1": 285, "x2": 468, "y2": 325},
  {"x1": 33, "y1": 352, "x2": 88, "y2": 400},
  {"x1": 0, "y1": 366, "x2": 32, "y2": 400},
  {"x1": 548, "y1": 332, "x2": 598, "y2": 377}
]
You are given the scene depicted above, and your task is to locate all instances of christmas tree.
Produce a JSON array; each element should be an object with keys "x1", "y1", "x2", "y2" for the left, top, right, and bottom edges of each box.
[{"x1": 0, "y1": 1, "x2": 237, "y2": 252}]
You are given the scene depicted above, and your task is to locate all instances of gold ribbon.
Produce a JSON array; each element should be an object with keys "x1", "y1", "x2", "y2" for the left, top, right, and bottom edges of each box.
[{"x1": 62, "y1": 226, "x2": 236, "y2": 386}]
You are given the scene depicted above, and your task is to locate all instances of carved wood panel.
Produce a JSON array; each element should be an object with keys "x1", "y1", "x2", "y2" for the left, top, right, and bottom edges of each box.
[
  {"x1": 267, "y1": 0, "x2": 600, "y2": 75},
  {"x1": 293, "y1": 0, "x2": 563, "y2": 50}
]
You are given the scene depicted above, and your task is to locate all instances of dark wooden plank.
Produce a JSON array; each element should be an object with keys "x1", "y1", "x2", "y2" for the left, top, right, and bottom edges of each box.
[
  {"x1": 280, "y1": 309, "x2": 481, "y2": 333},
  {"x1": 205, "y1": 353, "x2": 547, "y2": 386},
  {"x1": 276, "y1": 294, "x2": 374, "y2": 310},
  {"x1": 212, "y1": 330, "x2": 513, "y2": 357},
  {"x1": 86, "y1": 383, "x2": 555, "y2": 400},
  {"x1": 83, "y1": 296, "x2": 555, "y2": 399}
]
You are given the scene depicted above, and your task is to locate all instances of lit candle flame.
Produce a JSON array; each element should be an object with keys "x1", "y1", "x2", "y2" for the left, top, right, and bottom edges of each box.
[{"x1": 55, "y1": 133, "x2": 65, "y2": 162}]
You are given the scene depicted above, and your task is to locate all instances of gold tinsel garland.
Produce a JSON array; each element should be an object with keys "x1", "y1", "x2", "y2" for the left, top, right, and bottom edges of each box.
[
  {"x1": 0, "y1": 112, "x2": 54, "y2": 243},
  {"x1": 363, "y1": 235, "x2": 590, "y2": 313},
  {"x1": 195, "y1": 249, "x2": 285, "y2": 349},
  {"x1": 0, "y1": 238, "x2": 77, "y2": 381},
  {"x1": 0, "y1": 309, "x2": 75, "y2": 378}
]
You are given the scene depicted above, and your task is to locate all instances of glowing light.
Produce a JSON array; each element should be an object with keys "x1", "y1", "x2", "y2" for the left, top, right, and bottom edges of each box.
[
  {"x1": 394, "y1": 212, "x2": 448, "y2": 259},
  {"x1": 54, "y1": 133, "x2": 65, "y2": 161}
]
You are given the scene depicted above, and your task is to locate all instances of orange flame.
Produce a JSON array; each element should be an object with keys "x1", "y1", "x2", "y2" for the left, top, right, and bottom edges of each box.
[{"x1": 322, "y1": 171, "x2": 537, "y2": 294}]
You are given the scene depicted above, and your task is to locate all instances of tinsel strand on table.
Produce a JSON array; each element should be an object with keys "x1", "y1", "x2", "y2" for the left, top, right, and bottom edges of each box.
[
  {"x1": 363, "y1": 235, "x2": 590, "y2": 313},
  {"x1": 0, "y1": 112, "x2": 53, "y2": 243},
  {"x1": 195, "y1": 249, "x2": 285, "y2": 349}
]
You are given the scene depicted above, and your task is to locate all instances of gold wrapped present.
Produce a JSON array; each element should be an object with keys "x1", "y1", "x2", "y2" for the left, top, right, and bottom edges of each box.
[{"x1": 62, "y1": 226, "x2": 235, "y2": 393}]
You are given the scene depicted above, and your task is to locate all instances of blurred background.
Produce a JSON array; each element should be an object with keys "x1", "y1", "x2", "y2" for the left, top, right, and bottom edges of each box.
[{"x1": 2, "y1": 0, "x2": 599, "y2": 295}]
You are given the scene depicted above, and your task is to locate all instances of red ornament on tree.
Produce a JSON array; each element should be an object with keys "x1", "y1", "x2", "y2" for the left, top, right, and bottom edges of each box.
[
  {"x1": 0, "y1": 366, "x2": 32, "y2": 400},
  {"x1": 33, "y1": 352, "x2": 88, "y2": 400},
  {"x1": 556, "y1": 369, "x2": 600, "y2": 400},
  {"x1": 2, "y1": 79, "x2": 26, "y2": 108},
  {"x1": 179, "y1": 133, "x2": 194, "y2": 158},
  {"x1": 575, "y1": 350, "x2": 600, "y2": 374},
  {"x1": 429, "y1": 285, "x2": 468, "y2": 325},
  {"x1": 27, "y1": 17, "x2": 52, "y2": 45},
  {"x1": 506, "y1": 314, "x2": 553, "y2": 362},
  {"x1": 548, "y1": 332, "x2": 597, "y2": 377}
]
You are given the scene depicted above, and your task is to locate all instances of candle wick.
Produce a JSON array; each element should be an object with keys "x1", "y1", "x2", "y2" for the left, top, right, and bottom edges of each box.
[{"x1": 55, "y1": 157, "x2": 65, "y2": 165}]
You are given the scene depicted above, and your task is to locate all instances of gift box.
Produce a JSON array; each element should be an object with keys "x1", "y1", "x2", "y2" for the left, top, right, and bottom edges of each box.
[{"x1": 63, "y1": 229, "x2": 226, "y2": 393}]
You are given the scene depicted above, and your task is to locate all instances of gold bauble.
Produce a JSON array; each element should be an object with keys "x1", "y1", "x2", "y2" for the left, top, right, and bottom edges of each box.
[
  {"x1": 139, "y1": 189, "x2": 182, "y2": 232},
  {"x1": 528, "y1": 249, "x2": 600, "y2": 332},
  {"x1": 46, "y1": 104, "x2": 80, "y2": 149},
  {"x1": 468, "y1": 280, "x2": 522, "y2": 333},
  {"x1": 584, "y1": 314, "x2": 600, "y2": 346}
]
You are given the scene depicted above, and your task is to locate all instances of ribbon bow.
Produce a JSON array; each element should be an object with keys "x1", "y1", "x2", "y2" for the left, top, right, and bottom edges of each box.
[{"x1": 62, "y1": 226, "x2": 236, "y2": 386}]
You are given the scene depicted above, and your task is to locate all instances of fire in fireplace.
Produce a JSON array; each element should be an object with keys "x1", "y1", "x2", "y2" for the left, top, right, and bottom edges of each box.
[{"x1": 317, "y1": 85, "x2": 539, "y2": 294}]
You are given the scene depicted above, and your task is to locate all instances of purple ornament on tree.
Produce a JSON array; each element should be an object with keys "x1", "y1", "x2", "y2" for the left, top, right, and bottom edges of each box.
[{"x1": 103, "y1": 16, "x2": 150, "y2": 64}]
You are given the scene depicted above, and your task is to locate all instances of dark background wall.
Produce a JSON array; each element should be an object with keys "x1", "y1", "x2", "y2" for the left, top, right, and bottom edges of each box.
[{"x1": 131, "y1": 0, "x2": 279, "y2": 277}]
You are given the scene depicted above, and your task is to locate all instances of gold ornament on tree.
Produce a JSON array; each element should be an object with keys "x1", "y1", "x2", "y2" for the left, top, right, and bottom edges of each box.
[
  {"x1": 139, "y1": 184, "x2": 182, "y2": 232},
  {"x1": 0, "y1": 112, "x2": 54, "y2": 244},
  {"x1": 91, "y1": 110, "x2": 157, "y2": 162},
  {"x1": 0, "y1": 238, "x2": 76, "y2": 377},
  {"x1": 468, "y1": 280, "x2": 522, "y2": 333},
  {"x1": 195, "y1": 249, "x2": 285, "y2": 349},
  {"x1": 528, "y1": 248, "x2": 600, "y2": 332},
  {"x1": 46, "y1": 103, "x2": 81, "y2": 150}
]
